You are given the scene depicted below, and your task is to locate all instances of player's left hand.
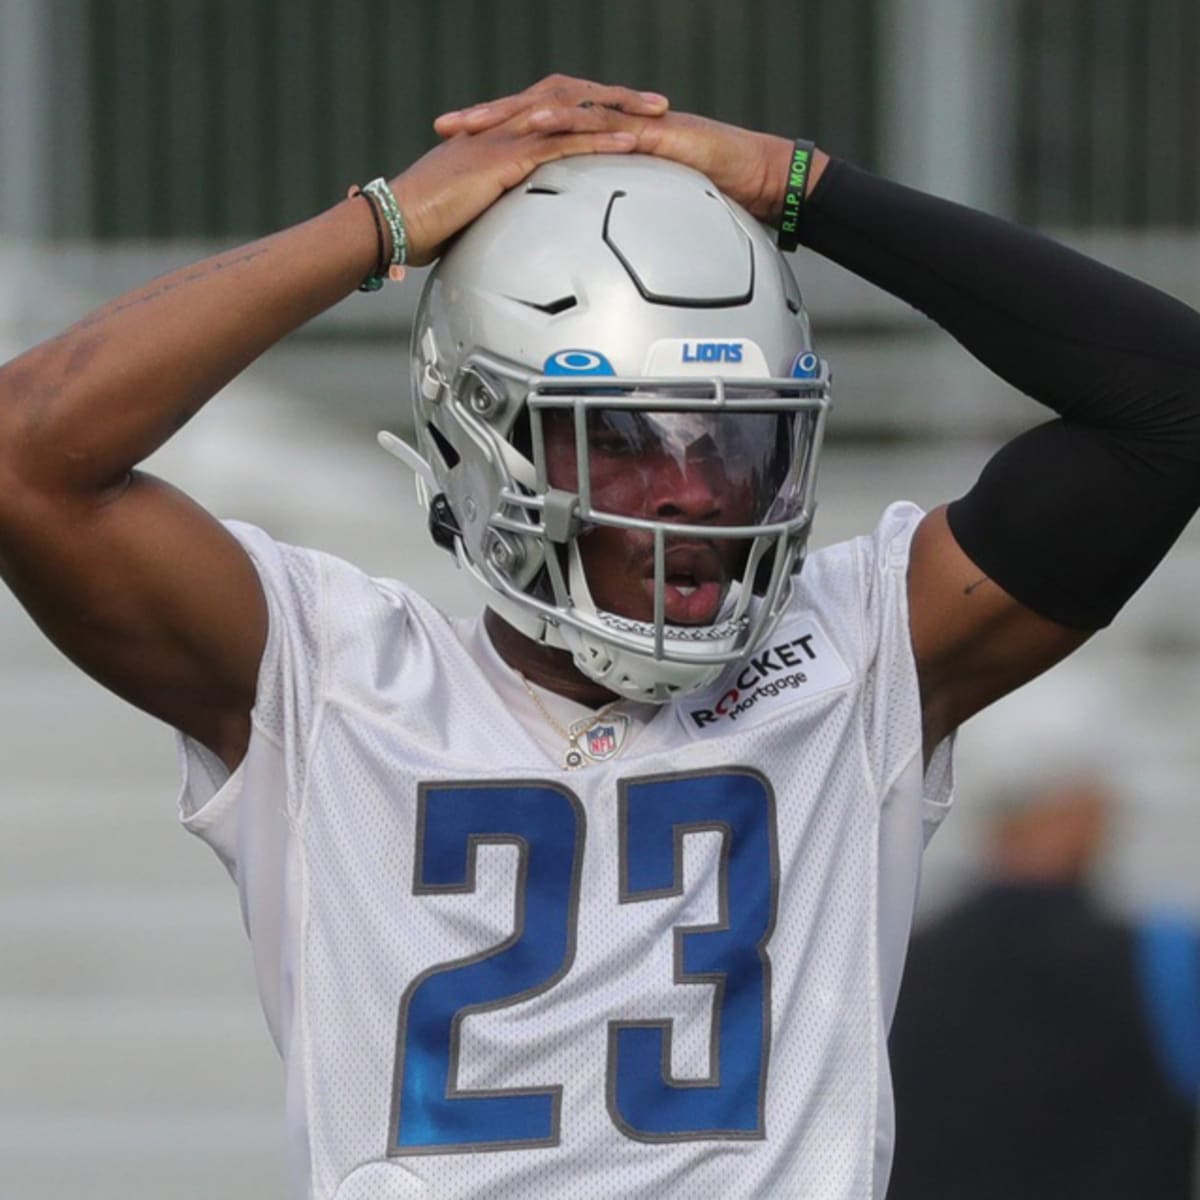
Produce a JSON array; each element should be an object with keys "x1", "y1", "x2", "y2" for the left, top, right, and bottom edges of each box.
[{"x1": 434, "y1": 74, "x2": 805, "y2": 225}]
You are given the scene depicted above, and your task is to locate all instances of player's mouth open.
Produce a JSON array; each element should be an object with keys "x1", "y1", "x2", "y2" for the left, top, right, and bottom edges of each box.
[
  {"x1": 663, "y1": 577, "x2": 724, "y2": 622},
  {"x1": 642, "y1": 548, "x2": 726, "y2": 623}
]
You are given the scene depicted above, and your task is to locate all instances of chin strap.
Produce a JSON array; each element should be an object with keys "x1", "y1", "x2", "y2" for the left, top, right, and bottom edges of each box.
[
  {"x1": 377, "y1": 430, "x2": 438, "y2": 493},
  {"x1": 377, "y1": 429, "x2": 463, "y2": 553}
]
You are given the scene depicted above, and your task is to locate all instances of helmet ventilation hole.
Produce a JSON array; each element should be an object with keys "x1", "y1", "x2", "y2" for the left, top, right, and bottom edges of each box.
[
  {"x1": 426, "y1": 423, "x2": 460, "y2": 469},
  {"x1": 513, "y1": 294, "x2": 578, "y2": 315}
]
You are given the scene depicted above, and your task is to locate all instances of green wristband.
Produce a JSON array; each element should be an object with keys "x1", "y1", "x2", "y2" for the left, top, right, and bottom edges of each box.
[{"x1": 777, "y1": 140, "x2": 815, "y2": 253}]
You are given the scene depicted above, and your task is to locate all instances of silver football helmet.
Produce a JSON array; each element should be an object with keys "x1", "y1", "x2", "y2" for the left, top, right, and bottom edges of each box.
[{"x1": 381, "y1": 155, "x2": 831, "y2": 703}]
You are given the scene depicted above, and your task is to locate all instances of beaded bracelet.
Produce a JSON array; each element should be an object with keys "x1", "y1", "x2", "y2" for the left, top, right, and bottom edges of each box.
[
  {"x1": 363, "y1": 177, "x2": 408, "y2": 281},
  {"x1": 777, "y1": 139, "x2": 815, "y2": 253},
  {"x1": 348, "y1": 177, "x2": 409, "y2": 291}
]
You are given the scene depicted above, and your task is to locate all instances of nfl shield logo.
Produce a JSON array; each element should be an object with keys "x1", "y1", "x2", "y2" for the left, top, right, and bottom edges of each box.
[
  {"x1": 583, "y1": 714, "x2": 629, "y2": 762},
  {"x1": 586, "y1": 724, "x2": 618, "y2": 757}
]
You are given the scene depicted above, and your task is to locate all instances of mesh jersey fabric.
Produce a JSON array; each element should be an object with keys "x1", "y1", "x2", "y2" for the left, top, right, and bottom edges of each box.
[{"x1": 176, "y1": 502, "x2": 953, "y2": 1200}]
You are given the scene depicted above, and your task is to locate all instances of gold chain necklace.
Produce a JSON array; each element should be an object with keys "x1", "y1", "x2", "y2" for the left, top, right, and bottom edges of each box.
[{"x1": 519, "y1": 675, "x2": 631, "y2": 770}]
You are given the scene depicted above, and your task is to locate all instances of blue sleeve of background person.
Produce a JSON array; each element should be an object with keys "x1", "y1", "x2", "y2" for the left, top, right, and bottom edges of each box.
[{"x1": 1136, "y1": 913, "x2": 1200, "y2": 1104}]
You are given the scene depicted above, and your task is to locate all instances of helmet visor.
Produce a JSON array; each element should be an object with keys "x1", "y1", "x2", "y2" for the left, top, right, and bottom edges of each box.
[
  {"x1": 582, "y1": 408, "x2": 796, "y2": 525},
  {"x1": 538, "y1": 401, "x2": 820, "y2": 532}
]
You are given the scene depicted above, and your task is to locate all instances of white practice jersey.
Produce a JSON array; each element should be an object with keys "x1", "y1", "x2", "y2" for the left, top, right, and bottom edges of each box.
[{"x1": 178, "y1": 502, "x2": 952, "y2": 1200}]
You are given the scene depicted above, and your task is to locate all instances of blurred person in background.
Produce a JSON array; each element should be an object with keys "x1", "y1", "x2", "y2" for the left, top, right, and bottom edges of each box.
[
  {"x1": 888, "y1": 772, "x2": 1200, "y2": 1200},
  {"x1": 3, "y1": 72, "x2": 1200, "y2": 1199}
]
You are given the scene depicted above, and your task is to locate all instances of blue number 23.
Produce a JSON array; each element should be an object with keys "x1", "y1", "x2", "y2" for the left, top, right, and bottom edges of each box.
[{"x1": 391, "y1": 769, "x2": 777, "y2": 1154}]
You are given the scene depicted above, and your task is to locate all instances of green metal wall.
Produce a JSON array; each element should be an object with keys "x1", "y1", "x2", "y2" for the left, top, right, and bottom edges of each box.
[
  {"x1": 83, "y1": 0, "x2": 881, "y2": 238},
  {"x1": 1013, "y1": 0, "x2": 1200, "y2": 227},
  {"x1": 68, "y1": 0, "x2": 1200, "y2": 238}
]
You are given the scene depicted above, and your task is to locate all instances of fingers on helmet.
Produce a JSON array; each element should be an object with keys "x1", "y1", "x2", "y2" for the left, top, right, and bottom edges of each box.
[
  {"x1": 437, "y1": 77, "x2": 667, "y2": 134},
  {"x1": 526, "y1": 103, "x2": 653, "y2": 138},
  {"x1": 532, "y1": 74, "x2": 668, "y2": 113},
  {"x1": 539, "y1": 130, "x2": 639, "y2": 158}
]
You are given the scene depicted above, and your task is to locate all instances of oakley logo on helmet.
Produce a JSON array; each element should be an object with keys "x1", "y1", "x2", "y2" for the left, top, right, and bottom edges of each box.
[
  {"x1": 791, "y1": 352, "x2": 821, "y2": 379},
  {"x1": 543, "y1": 349, "x2": 616, "y2": 376}
]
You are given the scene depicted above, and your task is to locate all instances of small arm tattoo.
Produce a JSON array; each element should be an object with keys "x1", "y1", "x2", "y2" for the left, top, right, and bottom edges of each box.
[{"x1": 75, "y1": 248, "x2": 269, "y2": 332}]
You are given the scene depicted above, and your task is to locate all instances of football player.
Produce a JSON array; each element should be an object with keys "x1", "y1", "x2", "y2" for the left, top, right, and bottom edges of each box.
[{"x1": 2, "y1": 75, "x2": 1199, "y2": 1198}]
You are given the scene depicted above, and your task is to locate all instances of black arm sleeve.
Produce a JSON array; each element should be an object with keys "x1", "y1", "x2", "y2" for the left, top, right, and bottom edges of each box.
[{"x1": 799, "y1": 158, "x2": 1200, "y2": 628}]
